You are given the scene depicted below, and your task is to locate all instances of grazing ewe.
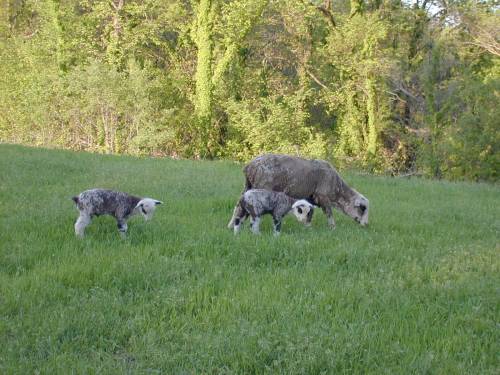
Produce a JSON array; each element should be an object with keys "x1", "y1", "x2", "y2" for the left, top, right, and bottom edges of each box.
[
  {"x1": 228, "y1": 154, "x2": 369, "y2": 230},
  {"x1": 72, "y1": 189, "x2": 162, "y2": 237},
  {"x1": 232, "y1": 189, "x2": 315, "y2": 236}
]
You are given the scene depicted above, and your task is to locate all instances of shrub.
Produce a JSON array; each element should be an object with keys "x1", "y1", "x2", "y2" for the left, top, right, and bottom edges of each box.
[{"x1": 225, "y1": 93, "x2": 327, "y2": 161}]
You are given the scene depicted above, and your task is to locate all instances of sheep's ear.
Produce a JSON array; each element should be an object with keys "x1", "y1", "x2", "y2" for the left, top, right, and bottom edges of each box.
[
  {"x1": 135, "y1": 201, "x2": 144, "y2": 209},
  {"x1": 154, "y1": 200, "x2": 163, "y2": 205}
]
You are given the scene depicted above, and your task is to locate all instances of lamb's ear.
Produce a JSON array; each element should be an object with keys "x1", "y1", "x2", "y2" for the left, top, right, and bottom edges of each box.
[
  {"x1": 135, "y1": 200, "x2": 144, "y2": 209},
  {"x1": 154, "y1": 200, "x2": 163, "y2": 205}
]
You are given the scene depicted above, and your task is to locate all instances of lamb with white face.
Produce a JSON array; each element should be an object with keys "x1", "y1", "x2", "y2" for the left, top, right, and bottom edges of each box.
[
  {"x1": 72, "y1": 189, "x2": 162, "y2": 237},
  {"x1": 231, "y1": 189, "x2": 315, "y2": 236},
  {"x1": 292, "y1": 199, "x2": 315, "y2": 226},
  {"x1": 136, "y1": 198, "x2": 161, "y2": 221}
]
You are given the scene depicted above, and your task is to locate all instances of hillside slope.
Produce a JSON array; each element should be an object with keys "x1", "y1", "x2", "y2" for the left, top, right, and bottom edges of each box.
[{"x1": 0, "y1": 144, "x2": 498, "y2": 373}]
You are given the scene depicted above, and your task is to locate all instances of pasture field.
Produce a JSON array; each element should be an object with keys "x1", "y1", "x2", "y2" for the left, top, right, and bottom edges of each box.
[{"x1": 0, "y1": 144, "x2": 498, "y2": 374}]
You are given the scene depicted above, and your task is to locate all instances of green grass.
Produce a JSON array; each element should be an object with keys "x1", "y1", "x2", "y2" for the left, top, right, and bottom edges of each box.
[{"x1": 0, "y1": 144, "x2": 498, "y2": 374}]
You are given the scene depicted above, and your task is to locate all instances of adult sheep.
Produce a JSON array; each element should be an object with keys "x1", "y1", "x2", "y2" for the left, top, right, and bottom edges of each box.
[{"x1": 227, "y1": 154, "x2": 369, "y2": 229}]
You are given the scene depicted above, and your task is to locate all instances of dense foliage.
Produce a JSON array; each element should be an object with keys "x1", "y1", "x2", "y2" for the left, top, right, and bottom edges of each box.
[{"x1": 1, "y1": 0, "x2": 498, "y2": 180}]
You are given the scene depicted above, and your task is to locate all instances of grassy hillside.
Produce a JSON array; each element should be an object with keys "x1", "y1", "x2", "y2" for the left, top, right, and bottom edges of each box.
[{"x1": 0, "y1": 144, "x2": 498, "y2": 373}]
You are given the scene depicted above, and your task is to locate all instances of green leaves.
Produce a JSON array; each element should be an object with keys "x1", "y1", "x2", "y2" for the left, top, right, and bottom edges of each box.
[
  {"x1": 225, "y1": 93, "x2": 327, "y2": 161},
  {"x1": 0, "y1": 0, "x2": 498, "y2": 180}
]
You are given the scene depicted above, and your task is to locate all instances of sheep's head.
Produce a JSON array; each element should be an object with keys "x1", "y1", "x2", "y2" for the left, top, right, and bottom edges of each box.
[
  {"x1": 341, "y1": 194, "x2": 369, "y2": 226},
  {"x1": 136, "y1": 198, "x2": 163, "y2": 221},
  {"x1": 291, "y1": 200, "x2": 315, "y2": 226}
]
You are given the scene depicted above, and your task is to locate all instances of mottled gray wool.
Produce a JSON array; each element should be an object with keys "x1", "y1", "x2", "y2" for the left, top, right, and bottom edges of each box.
[
  {"x1": 73, "y1": 189, "x2": 141, "y2": 218},
  {"x1": 228, "y1": 154, "x2": 369, "y2": 229},
  {"x1": 232, "y1": 189, "x2": 313, "y2": 235},
  {"x1": 72, "y1": 188, "x2": 161, "y2": 237}
]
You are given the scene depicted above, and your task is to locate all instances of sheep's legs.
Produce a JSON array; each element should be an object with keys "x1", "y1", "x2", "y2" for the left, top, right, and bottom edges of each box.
[
  {"x1": 272, "y1": 217, "x2": 282, "y2": 236},
  {"x1": 317, "y1": 196, "x2": 335, "y2": 229},
  {"x1": 227, "y1": 205, "x2": 238, "y2": 229},
  {"x1": 233, "y1": 212, "x2": 248, "y2": 235},
  {"x1": 250, "y1": 216, "x2": 261, "y2": 234},
  {"x1": 75, "y1": 213, "x2": 91, "y2": 237},
  {"x1": 228, "y1": 200, "x2": 248, "y2": 229},
  {"x1": 323, "y1": 205, "x2": 335, "y2": 228},
  {"x1": 228, "y1": 180, "x2": 253, "y2": 229},
  {"x1": 117, "y1": 219, "x2": 128, "y2": 238}
]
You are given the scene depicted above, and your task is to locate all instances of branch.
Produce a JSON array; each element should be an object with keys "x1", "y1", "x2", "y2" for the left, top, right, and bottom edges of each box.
[
  {"x1": 212, "y1": 0, "x2": 269, "y2": 88},
  {"x1": 384, "y1": 89, "x2": 407, "y2": 103},
  {"x1": 301, "y1": 0, "x2": 336, "y2": 28},
  {"x1": 212, "y1": 43, "x2": 238, "y2": 87},
  {"x1": 317, "y1": 4, "x2": 336, "y2": 27},
  {"x1": 110, "y1": 0, "x2": 124, "y2": 11},
  {"x1": 389, "y1": 79, "x2": 420, "y2": 102},
  {"x1": 306, "y1": 69, "x2": 329, "y2": 90},
  {"x1": 460, "y1": 13, "x2": 500, "y2": 57},
  {"x1": 466, "y1": 40, "x2": 500, "y2": 57}
]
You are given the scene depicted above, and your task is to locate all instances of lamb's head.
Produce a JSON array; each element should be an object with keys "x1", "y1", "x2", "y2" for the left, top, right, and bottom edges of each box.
[
  {"x1": 291, "y1": 200, "x2": 315, "y2": 226},
  {"x1": 341, "y1": 193, "x2": 369, "y2": 226},
  {"x1": 135, "y1": 198, "x2": 163, "y2": 221}
]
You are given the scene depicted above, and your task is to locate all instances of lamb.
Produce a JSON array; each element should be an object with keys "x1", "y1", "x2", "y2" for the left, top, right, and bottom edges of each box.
[
  {"x1": 232, "y1": 189, "x2": 315, "y2": 236},
  {"x1": 72, "y1": 189, "x2": 162, "y2": 237},
  {"x1": 228, "y1": 154, "x2": 369, "y2": 230}
]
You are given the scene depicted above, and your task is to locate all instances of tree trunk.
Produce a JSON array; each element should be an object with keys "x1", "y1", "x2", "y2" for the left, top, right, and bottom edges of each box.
[
  {"x1": 194, "y1": 0, "x2": 214, "y2": 156},
  {"x1": 50, "y1": 0, "x2": 64, "y2": 71},
  {"x1": 366, "y1": 77, "x2": 377, "y2": 155},
  {"x1": 107, "y1": 0, "x2": 124, "y2": 68}
]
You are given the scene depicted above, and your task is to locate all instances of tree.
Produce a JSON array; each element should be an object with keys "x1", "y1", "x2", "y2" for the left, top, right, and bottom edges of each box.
[
  {"x1": 192, "y1": 0, "x2": 268, "y2": 157},
  {"x1": 193, "y1": 0, "x2": 215, "y2": 156},
  {"x1": 0, "y1": 0, "x2": 498, "y2": 180}
]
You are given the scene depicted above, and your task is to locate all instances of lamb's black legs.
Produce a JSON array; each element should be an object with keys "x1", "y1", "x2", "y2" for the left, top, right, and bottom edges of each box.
[
  {"x1": 233, "y1": 212, "x2": 249, "y2": 235},
  {"x1": 116, "y1": 219, "x2": 128, "y2": 238},
  {"x1": 272, "y1": 216, "x2": 282, "y2": 236}
]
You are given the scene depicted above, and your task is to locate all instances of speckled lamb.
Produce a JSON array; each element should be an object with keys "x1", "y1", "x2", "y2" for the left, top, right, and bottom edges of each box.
[
  {"x1": 72, "y1": 189, "x2": 162, "y2": 237},
  {"x1": 232, "y1": 189, "x2": 314, "y2": 236}
]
